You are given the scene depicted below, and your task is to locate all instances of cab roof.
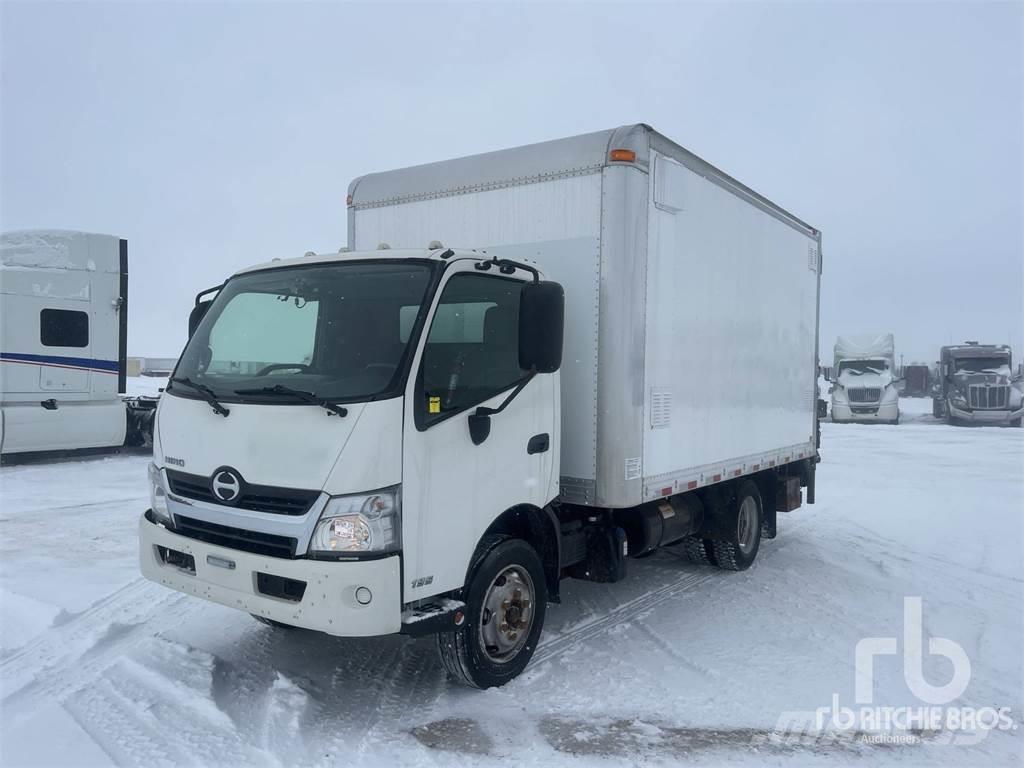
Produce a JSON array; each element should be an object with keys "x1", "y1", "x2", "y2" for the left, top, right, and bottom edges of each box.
[{"x1": 234, "y1": 246, "x2": 487, "y2": 277}]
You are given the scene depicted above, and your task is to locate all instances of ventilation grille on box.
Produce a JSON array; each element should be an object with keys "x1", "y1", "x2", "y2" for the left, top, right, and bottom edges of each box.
[{"x1": 650, "y1": 388, "x2": 672, "y2": 429}]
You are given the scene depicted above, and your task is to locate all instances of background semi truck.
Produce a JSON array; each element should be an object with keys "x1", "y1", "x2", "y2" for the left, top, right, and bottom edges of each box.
[
  {"x1": 932, "y1": 342, "x2": 1022, "y2": 426},
  {"x1": 140, "y1": 125, "x2": 822, "y2": 688},
  {"x1": 830, "y1": 333, "x2": 900, "y2": 424},
  {"x1": 0, "y1": 230, "x2": 157, "y2": 461}
]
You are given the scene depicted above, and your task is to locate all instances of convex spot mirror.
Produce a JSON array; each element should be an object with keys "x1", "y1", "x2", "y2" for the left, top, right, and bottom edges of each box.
[{"x1": 518, "y1": 281, "x2": 564, "y2": 373}]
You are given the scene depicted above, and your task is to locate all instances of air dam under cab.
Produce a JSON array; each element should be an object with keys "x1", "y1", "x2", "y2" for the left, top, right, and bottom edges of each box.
[{"x1": 140, "y1": 125, "x2": 822, "y2": 688}]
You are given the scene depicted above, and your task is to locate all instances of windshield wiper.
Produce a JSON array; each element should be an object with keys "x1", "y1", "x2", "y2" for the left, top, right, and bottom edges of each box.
[
  {"x1": 170, "y1": 377, "x2": 230, "y2": 417},
  {"x1": 234, "y1": 385, "x2": 348, "y2": 417}
]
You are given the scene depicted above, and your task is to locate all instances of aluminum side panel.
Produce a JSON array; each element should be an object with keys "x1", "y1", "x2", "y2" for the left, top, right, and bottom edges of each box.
[{"x1": 642, "y1": 152, "x2": 818, "y2": 482}]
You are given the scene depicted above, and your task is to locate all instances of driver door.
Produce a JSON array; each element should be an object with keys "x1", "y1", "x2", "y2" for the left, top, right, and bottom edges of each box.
[{"x1": 401, "y1": 267, "x2": 556, "y2": 603}]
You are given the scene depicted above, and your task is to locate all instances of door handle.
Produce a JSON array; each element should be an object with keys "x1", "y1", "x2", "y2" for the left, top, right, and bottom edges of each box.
[
  {"x1": 40, "y1": 399, "x2": 58, "y2": 411},
  {"x1": 527, "y1": 433, "x2": 549, "y2": 454}
]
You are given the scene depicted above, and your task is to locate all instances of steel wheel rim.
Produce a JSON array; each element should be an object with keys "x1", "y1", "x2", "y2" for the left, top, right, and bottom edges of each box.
[
  {"x1": 737, "y1": 496, "x2": 758, "y2": 555},
  {"x1": 478, "y1": 565, "x2": 534, "y2": 663}
]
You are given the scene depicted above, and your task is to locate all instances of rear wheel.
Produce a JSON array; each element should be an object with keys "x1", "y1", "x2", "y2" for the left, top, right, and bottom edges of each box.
[
  {"x1": 679, "y1": 535, "x2": 715, "y2": 566},
  {"x1": 437, "y1": 537, "x2": 547, "y2": 688},
  {"x1": 710, "y1": 481, "x2": 763, "y2": 571}
]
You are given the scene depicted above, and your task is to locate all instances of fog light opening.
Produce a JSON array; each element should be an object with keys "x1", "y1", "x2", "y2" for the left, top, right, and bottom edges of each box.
[{"x1": 355, "y1": 586, "x2": 372, "y2": 605}]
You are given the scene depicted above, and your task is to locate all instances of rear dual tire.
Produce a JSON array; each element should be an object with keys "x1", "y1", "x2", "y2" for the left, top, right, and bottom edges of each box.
[{"x1": 680, "y1": 481, "x2": 764, "y2": 572}]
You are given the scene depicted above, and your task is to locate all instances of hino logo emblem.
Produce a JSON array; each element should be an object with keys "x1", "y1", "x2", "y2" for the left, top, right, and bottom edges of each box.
[{"x1": 211, "y1": 467, "x2": 243, "y2": 504}]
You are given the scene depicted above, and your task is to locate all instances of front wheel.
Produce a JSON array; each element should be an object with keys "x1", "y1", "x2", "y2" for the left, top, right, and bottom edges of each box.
[{"x1": 437, "y1": 537, "x2": 547, "y2": 688}]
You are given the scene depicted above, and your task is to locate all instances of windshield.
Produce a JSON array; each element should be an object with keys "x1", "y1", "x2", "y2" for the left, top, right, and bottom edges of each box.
[
  {"x1": 953, "y1": 356, "x2": 1010, "y2": 375},
  {"x1": 838, "y1": 359, "x2": 889, "y2": 376},
  {"x1": 173, "y1": 261, "x2": 436, "y2": 403}
]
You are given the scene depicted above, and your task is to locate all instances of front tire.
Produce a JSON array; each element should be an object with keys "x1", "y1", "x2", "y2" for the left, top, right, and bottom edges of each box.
[
  {"x1": 710, "y1": 481, "x2": 763, "y2": 571},
  {"x1": 437, "y1": 537, "x2": 547, "y2": 689}
]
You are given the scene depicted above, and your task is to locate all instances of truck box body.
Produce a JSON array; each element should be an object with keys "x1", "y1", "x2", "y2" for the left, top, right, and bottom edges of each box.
[{"x1": 348, "y1": 124, "x2": 822, "y2": 508}]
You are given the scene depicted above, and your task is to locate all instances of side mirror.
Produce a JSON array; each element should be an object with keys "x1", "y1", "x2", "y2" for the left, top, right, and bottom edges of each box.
[
  {"x1": 518, "y1": 281, "x2": 564, "y2": 373},
  {"x1": 189, "y1": 300, "x2": 213, "y2": 337}
]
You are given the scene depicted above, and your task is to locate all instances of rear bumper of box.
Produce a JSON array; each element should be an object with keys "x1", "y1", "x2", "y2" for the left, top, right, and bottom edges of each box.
[{"x1": 139, "y1": 514, "x2": 401, "y2": 636}]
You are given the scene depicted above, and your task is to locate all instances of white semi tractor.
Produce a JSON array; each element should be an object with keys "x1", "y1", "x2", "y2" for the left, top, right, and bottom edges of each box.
[
  {"x1": 830, "y1": 333, "x2": 900, "y2": 425},
  {"x1": 140, "y1": 125, "x2": 823, "y2": 687},
  {"x1": 1, "y1": 230, "x2": 130, "y2": 457}
]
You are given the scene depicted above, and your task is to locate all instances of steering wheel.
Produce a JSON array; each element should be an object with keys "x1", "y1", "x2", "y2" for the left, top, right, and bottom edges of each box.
[{"x1": 254, "y1": 363, "x2": 312, "y2": 377}]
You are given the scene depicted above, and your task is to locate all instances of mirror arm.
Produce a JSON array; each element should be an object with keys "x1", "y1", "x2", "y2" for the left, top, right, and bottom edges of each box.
[
  {"x1": 195, "y1": 283, "x2": 225, "y2": 307},
  {"x1": 468, "y1": 369, "x2": 537, "y2": 446}
]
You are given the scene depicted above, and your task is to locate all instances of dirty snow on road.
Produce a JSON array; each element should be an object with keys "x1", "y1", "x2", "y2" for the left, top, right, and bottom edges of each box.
[{"x1": 1, "y1": 397, "x2": 1021, "y2": 766}]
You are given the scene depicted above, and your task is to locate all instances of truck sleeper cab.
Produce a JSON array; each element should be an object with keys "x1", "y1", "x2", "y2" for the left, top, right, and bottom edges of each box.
[
  {"x1": 932, "y1": 343, "x2": 1022, "y2": 427},
  {"x1": 829, "y1": 334, "x2": 900, "y2": 425}
]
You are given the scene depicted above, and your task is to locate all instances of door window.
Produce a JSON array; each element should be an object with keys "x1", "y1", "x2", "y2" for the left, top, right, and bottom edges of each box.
[{"x1": 419, "y1": 274, "x2": 526, "y2": 425}]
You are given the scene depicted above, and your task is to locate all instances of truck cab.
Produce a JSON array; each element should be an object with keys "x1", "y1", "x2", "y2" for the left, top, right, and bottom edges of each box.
[
  {"x1": 829, "y1": 334, "x2": 900, "y2": 425},
  {"x1": 932, "y1": 342, "x2": 1022, "y2": 426},
  {"x1": 140, "y1": 247, "x2": 565, "y2": 686}
]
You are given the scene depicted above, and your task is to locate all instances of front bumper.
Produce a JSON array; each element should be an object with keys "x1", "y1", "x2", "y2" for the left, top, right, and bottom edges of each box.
[
  {"x1": 139, "y1": 514, "x2": 401, "y2": 636},
  {"x1": 830, "y1": 400, "x2": 899, "y2": 424},
  {"x1": 948, "y1": 404, "x2": 1023, "y2": 425}
]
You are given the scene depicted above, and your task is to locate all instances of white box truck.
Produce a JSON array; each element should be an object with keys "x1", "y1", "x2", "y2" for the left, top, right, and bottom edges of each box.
[
  {"x1": 140, "y1": 124, "x2": 822, "y2": 687},
  {"x1": 829, "y1": 333, "x2": 900, "y2": 425},
  {"x1": 1, "y1": 230, "x2": 129, "y2": 457}
]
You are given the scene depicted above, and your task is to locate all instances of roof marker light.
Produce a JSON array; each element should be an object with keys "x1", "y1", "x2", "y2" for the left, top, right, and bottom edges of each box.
[
  {"x1": 610, "y1": 149, "x2": 636, "y2": 162},
  {"x1": 378, "y1": 242, "x2": 391, "y2": 250},
  {"x1": 428, "y1": 240, "x2": 444, "y2": 250}
]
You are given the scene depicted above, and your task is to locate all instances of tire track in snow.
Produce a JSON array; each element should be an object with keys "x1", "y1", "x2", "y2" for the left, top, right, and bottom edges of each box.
[
  {"x1": 64, "y1": 641, "x2": 271, "y2": 768},
  {"x1": 531, "y1": 570, "x2": 720, "y2": 667},
  {"x1": 1, "y1": 578, "x2": 196, "y2": 717}
]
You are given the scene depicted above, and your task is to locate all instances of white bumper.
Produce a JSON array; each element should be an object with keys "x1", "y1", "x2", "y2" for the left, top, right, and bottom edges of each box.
[
  {"x1": 948, "y1": 404, "x2": 1023, "y2": 425},
  {"x1": 139, "y1": 515, "x2": 401, "y2": 636},
  {"x1": 831, "y1": 400, "x2": 899, "y2": 424}
]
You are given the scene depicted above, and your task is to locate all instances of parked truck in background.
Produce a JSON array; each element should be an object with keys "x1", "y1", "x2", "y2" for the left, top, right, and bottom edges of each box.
[
  {"x1": 901, "y1": 364, "x2": 931, "y2": 398},
  {"x1": 830, "y1": 333, "x2": 900, "y2": 424},
  {"x1": 0, "y1": 230, "x2": 157, "y2": 462},
  {"x1": 139, "y1": 125, "x2": 822, "y2": 688},
  {"x1": 932, "y1": 342, "x2": 1022, "y2": 426}
]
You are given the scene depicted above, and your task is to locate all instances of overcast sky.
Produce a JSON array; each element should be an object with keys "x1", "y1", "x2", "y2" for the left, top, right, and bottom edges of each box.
[{"x1": 2, "y1": 1, "x2": 1021, "y2": 363}]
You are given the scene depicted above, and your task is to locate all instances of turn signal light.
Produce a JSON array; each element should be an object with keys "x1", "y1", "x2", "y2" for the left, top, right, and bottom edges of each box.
[{"x1": 609, "y1": 149, "x2": 636, "y2": 162}]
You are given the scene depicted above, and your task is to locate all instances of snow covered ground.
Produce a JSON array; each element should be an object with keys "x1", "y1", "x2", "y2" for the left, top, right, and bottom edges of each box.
[{"x1": 1, "y1": 397, "x2": 1021, "y2": 766}]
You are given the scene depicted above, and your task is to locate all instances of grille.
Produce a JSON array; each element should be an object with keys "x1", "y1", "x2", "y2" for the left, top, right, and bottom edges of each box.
[
  {"x1": 969, "y1": 385, "x2": 1009, "y2": 410},
  {"x1": 847, "y1": 388, "x2": 881, "y2": 403},
  {"x1": 166, "y1": 470, "x2": 319, "y2": 516},
  {"x1": 850, "y1": 406, "x2": 879, "y2": 415},
  {"x1": 173, "y1": 515, "x2": 297, "y2": 558}
]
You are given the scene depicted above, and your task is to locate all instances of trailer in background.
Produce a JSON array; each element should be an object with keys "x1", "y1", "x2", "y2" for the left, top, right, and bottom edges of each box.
[
  {"x1": 902, "y1": 364, "x2": 930, "y2": 397},
  {"x1": 1, "y1": 230, "x2": 130, "y2": 458}
]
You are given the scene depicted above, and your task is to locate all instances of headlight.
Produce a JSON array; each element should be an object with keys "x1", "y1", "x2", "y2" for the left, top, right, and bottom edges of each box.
[
  {"x1": 310, "y1": 487, "x2": 401, "y2": 555},
  {"x1": 950, "y1": 392, "x2": 968, "y2": 407},
  {"x1": 148, "y1": 463, "x2": 172, "y2": 525}
]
